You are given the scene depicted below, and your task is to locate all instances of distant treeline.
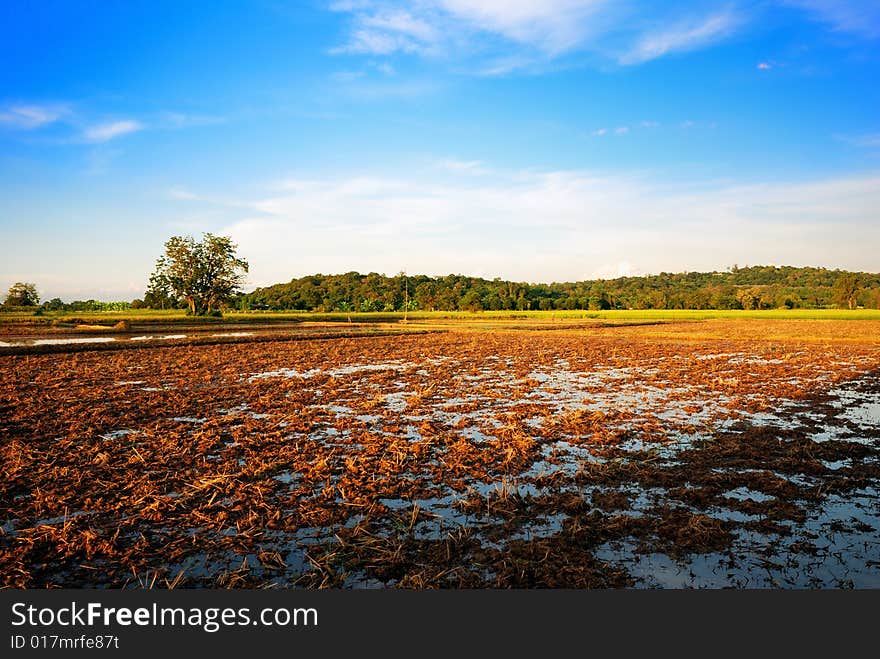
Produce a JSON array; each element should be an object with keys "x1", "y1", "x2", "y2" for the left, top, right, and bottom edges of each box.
[
  {"x1": 5, "y1": 265, "x2": 877, "y2": 313},
  {"x1": 237, "y1": 266, "x2": 880, "y2": 312},
  {"x1": 42, "y1": 299, "x2": 135, "y2": 312},
  {"x1": 0, "y1": 298, "x2": 136, "y2": 313}
]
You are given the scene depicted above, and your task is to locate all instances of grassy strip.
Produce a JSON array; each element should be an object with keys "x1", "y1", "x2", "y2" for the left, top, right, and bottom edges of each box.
[{"x1": 3, "y1": 307, "x2": 880, "y2": 327}]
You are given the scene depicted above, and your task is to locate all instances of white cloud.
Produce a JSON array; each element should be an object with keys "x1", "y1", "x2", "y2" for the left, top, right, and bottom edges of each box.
[
  {"x1": 592, "y1": 128, "x2": 607, "y2": 136},
  {"x1": 436, "y1": 0, "x2": 610, "y2": 54},
  {"x1": 83, "y1": 120, "x2": 144, "y2": 143},
  {"x1": 614, "y1": 126, "x2": 629, "y2": 135},
  {"x1": 757, "y1": 61, "x2": 772, "y2": 69},
  {"x1": 187, "y1": 167, "x2": 880, "y2": 285},
  {"x1": 14, "y1": 166, "x2": 876, "y2": 298},
  {"x1": 329, "y1": 5, "x2": 447, "y2": 55},
  {"x1": 620, "y1": 11, "x2": 740, "y2": 65},
  {"x1": 0, "y1": 104, "x2": 67, "y2": 129},
  {"x1": 362, "y1": 10, "x2": 440, "y2": 43}
]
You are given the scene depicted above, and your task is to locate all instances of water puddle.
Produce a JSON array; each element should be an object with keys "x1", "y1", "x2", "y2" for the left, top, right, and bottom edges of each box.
[
  {"x1": 723, "y1": 487, "x2": 776, "y2": 503},
  {"x1": 101, "y1": 429, "x2": 137, "y2": 440},
  {"x1": 33, "y1": 337, "x2": 115, "y2": 346},
  {"x1": 249, "y1": 361, "x2": 416, "y2": 382},
  {"x1": 2, "y1": 332, "x2": 256, "y2": 349},
  {"x1": 17, "y1": 343, "x2": 875, "y2": 589}
]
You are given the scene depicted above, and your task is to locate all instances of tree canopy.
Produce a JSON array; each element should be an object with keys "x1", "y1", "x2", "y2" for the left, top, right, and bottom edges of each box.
[
  {"x1": 146, "y1": 234, "x2": 248, "y2": 316},
  {"x1": 236, "y1": 266, "x2": 880, "y2": 312},
  {"x1": 832, "y1": 273, "x2": 860, "y2": 310},
  {"x1": 4, "y1": 282, "x2": 39, "y2": 307}
]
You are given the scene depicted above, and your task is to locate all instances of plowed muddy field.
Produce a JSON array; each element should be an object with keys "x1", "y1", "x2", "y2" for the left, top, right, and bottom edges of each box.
[{"x1": 2, "y1": 320, "x2": 879, "y2": 588}]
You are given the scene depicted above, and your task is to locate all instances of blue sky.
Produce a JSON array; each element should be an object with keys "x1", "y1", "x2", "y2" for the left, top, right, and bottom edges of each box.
[{"x1": 1, "y1": 0, "x2": 878, "y2": 300}]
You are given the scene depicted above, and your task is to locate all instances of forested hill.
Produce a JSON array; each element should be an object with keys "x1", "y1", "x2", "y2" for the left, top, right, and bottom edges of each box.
[{"x1": 237, "y1": 266, "x2": 880, "y2": 312}]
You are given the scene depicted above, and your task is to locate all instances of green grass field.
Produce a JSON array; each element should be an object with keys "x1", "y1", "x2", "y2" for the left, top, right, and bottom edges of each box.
[{"x1": 2, "y1": 307, "x2": 880, "y2": 328}]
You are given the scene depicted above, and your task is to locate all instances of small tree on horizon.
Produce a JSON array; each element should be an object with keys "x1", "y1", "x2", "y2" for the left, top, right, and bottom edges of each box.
[{"x1": 146, "y1": 234, "x2": 249, "y2": 316}]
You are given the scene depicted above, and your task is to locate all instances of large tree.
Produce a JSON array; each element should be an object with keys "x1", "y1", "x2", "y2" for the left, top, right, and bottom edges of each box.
[
  {"x1": 4, "y1": 282, "x2": 39, "y2": 307},
  {"x1": 833, "y1": 273, "x2": 860, "y2": 310},
  {"x1": 147, "y1": 234, "x2": 248, "y2": 315}
]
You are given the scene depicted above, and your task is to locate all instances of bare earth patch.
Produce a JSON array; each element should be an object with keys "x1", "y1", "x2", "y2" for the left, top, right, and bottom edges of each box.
[{"x1": 1, "y1": 320, "x2": 878, "y2": 588}]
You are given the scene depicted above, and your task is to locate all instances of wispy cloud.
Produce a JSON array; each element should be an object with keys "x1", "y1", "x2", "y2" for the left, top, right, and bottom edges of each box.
[
  {"x1": 436, "y1": 158, "x2": 488, "y2": 174},
  {"x1": 167, "y1": 185, "x2": 254, "y2": 209},
  {"x1": 330, "y1": 7, "x2": 443, "y2": 55},
  {"x1": 475, "y1": 54, "x2": 542, "y2": 77},
  {"x1": 757, "y1": 61, "x2": 772, "y2": 69},
  {"x1": 168, "y1": 186, "x2": 202, "y2": 201},
  {"x1": 782, "y1": 0, "x2": 880, "y2": 39},
  {"x1": 373, "y1": 61, "x2": 396, "y2": 75},
  {"x1": 83, "y1": 146, "x2": 123, "y2": 176},
  {"x1": 362, "y1": 9, "x2": 440, "y2": 43},
  {"x1": 82, "y1": 120, "x2": 144, "y2": 143},
  {"x1": 619, "y1": 11, "x2": 740, "y2": 65},
  {"x1": 0, "y1": 103, "x2": 68, "y2": 129},
  {"x1": 330, "y1": 1, "x2": 610, "y2": 58},
  {"x1": 591, "y1": 122, "x2": 661, "y2": 137},
  {"x1": 159, "y1": 112, "x2": 226, "y2": 129},
  {"x1": 330, "y1": 70, "x2": 367, "y2": 82},
  {"x1": 2, "y1": 103, "x2": 223, "y2": 141},
  {"x1": 328, "y1": 1, "x2": 748, "y2": 73},
  {"x1": 436, "y1": 0, "x2": 610, "y2": 55},
  {"x1": 333, "y1": 27, "x2": 425, "y2": 55},
  {"x1": 836, "y1": 132, "x2": 880, "y2": 149},
  {"x1": 332, "y1": 77, "x2": 443, "y2": 100}
]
